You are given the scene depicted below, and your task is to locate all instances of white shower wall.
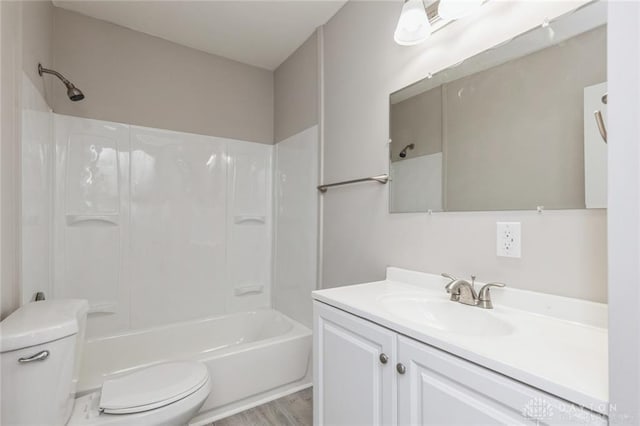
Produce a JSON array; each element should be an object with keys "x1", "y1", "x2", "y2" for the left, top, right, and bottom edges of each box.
[
  {"x1": 53, "y1": 115, "x2": 129, "y2": 335},
  {"x1": 273, "y1": 126, "x2": 319, "y2": 328},
  {"x1": 52, "y1": 114, "x2": 274, "y2": 337},
  {"x1": 21, "y1": 73, "x2": 53, "y2": 305}
]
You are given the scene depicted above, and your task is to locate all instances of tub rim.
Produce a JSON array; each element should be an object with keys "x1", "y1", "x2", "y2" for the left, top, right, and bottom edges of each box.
[
  {"x1": 77, "y1": 309, "x2": 311, "y2": 395},
  {"x1": 85, "y1": 308, "x2": 297, "y2": 344}
]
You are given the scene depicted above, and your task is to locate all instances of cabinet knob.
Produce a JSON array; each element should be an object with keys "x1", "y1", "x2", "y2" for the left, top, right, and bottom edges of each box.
[
  {"x1": 396, "y1": 363, "x2": 406, "y2": 374},
  {"x1": 379, "y1": 353, "x2": 389, "y2": 364}
]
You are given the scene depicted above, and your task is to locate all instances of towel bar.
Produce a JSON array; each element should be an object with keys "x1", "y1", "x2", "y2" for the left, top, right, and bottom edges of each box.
[{"x1": 317, "y1": 174, "x2": 389, "y2": 193}]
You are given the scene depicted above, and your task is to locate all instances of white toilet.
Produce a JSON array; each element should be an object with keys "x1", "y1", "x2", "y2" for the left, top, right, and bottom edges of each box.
[{"x1": 0, "y1": 299, "x2": 211, "y2": 426}]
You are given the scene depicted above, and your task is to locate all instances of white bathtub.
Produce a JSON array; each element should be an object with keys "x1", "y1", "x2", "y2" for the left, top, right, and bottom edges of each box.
[{"x1": 77, "y1": 309, "x2": 312, "y2": 423}]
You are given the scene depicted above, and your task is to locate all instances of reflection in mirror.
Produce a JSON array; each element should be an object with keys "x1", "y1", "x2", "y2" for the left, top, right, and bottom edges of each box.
[{"x1": 389, "y1": 1, "x2": 607, "y2": 213}]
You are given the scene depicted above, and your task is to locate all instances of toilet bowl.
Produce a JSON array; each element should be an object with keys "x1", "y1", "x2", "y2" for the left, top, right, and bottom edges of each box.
[
  {"x1": 0, "y1": 299, "x2": 212, "y2": 426},
  {"x1": 68, "y1": 362, "x2": 211, "y2": 425}
]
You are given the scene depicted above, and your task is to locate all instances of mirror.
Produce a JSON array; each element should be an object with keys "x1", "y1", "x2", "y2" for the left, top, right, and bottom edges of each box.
[{"x1": 389, "y1": 1, "x2": 607, "y2": 213}]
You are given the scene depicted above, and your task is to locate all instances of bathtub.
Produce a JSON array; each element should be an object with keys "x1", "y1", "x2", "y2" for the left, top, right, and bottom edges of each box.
[{"x1": 77, "y1": 309, "x2": 312, "y2": 424}]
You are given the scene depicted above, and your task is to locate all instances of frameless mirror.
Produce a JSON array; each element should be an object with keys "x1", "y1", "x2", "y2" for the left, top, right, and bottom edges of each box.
[{"x1": 389, "y1": 1, "x2": 607, "y2": 213}]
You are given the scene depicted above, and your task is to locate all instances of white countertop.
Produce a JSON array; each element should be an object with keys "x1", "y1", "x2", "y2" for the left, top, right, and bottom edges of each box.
[{"x1": 312, "y1": 267, "x2": 609, "y2": 415}]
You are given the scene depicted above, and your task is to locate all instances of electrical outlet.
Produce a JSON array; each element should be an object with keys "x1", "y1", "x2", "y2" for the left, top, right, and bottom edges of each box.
[{"x1": 497, "y1": 222, "x2": 521, "y2": 258}]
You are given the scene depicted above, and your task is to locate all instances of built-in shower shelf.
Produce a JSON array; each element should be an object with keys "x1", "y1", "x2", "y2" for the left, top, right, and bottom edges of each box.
[
  {"x1": 234, "y1": 285, "x2": 264, "y2": 296},
  {"x1": 88, "y1": 301, "x2": 117, "y2": 314},
  {"x1": 234, "y1": 215, "x2": 266, "y2": 225},
  {"x1": 66, "y1": 214, "x2": 119, "y2": 226}
]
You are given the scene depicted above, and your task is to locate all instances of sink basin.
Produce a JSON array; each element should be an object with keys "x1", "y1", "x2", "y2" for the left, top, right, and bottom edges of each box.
[{"x1": 378, "y1": 293, "x2": 514, "y2": 337}]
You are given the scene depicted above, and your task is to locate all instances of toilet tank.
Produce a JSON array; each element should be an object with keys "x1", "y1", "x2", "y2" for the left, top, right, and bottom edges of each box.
[{"x1": 0, "y1": 299, "x2": 89, "y2": 425}]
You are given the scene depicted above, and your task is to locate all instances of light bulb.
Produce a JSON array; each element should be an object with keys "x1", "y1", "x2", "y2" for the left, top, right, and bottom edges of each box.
[
  {"x1": 394, "y1": 0, "x2": 431, "y2": 46},
  {"x1": 438, "y1": 0, "x2": 484, "y2": 21}
]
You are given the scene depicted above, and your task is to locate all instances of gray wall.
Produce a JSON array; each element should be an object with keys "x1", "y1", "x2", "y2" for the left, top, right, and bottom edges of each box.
[
  {"x1": 52, "y1": 8, "x2": 274, "y2": 144},
  {"x1": 445, "y1": 26, "x2": 606, "y2": 211},
  {"x1": 321, "y1": 0, "x2": 606, "y2": 302},
  {"x1": 1, "y1": 0, "x2": 54, "y2": 319},
  {"x1": 22, "y1": 1, "x2": 54, "y2": 103},
  {"x1": 274, "y1": 31, "x2": 319, "y2": 143}
]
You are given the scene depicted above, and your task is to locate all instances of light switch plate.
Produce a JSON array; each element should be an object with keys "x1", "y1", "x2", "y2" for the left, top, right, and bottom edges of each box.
[{"x1": 497, "y1": 222, "x2": 521, "y2": 258}]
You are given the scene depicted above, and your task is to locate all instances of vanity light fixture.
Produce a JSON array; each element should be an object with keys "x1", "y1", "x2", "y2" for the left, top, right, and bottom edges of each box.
[
  {"x1": 437, "y1": 0, "x2": 484, "y2": 21},
  {"x1": 394, "y1": 0, "x2": 432, "y2": 46},
  {"x1": 394, "y1": 0, "x2": 487, "y2": 46}
]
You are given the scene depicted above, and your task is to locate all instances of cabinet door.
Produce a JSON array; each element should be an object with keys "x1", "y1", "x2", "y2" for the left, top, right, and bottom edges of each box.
[
  {"x1": 397, "y1": 335, "x2": 606, "y2": 426},
  {"x1": 314, "y1": 301, "x2": 396, "y2": 426}
]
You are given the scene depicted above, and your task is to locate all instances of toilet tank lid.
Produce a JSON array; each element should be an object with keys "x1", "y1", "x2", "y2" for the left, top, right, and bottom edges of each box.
[{"x1": 0, "y1": 299, "x2": 89, "y2": 353}]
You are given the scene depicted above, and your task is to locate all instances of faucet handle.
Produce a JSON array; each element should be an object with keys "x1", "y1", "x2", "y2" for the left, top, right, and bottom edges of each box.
[
  {"x1": 477, "y1": 282, "x2": 506, "y2": 309},
  {"x1": 441, "y1": 273, "x2": 457, "y2": 294}
]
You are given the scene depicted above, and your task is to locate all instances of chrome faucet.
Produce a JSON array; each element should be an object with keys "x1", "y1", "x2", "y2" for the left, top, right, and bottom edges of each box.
[
  {"x1": 441, "y1": 273, "x2": 505, "y2": 309},
  {"x1": 449, "y1": 279, "x2": 479, "y2": 306}
]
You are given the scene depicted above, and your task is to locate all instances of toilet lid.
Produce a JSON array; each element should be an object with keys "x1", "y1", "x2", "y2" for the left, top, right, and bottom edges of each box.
[{"x1": 99, "y1": 362, "x2": 209, "y2": 414}]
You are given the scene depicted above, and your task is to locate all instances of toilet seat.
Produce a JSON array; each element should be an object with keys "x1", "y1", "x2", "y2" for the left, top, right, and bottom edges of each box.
[{"x1": 99, "y1": 362, "x2": 209, "y2": 414}]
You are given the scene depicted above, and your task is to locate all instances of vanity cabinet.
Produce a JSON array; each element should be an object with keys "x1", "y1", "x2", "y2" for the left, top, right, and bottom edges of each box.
[
  {"x1": 313, "y1": 301, "x2": 396, "y2": 425},
  {"x1": 314, "y1": 301, "x2": 607, "y2": 426}
]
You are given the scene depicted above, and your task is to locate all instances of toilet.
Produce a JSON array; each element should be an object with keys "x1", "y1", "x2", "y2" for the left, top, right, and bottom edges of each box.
[{"x1": 0, "y1": 299, "x2": 211, "y2": 426}]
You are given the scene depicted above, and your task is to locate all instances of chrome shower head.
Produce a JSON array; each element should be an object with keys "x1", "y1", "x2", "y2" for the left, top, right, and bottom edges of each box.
[
  {"x1": 399, "y1": 143, "x2": 415, "y2": 158},
  {"x1": 38, "y1": 63, "x2": 85, "y2": 102}
]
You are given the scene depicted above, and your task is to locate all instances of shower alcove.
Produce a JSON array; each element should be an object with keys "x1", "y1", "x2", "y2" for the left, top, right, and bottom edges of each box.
[{"x1": 21, "y1": 75, "x2": 319, "y2": 422}]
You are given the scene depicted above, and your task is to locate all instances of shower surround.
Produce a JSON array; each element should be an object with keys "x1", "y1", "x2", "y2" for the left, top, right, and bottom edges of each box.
[
  {"x1": 53, "y1": 114, "x2": 276, "y2": 336},
  {"x1": 21, "y1": 80, "x2": 319, "y2": 421}
]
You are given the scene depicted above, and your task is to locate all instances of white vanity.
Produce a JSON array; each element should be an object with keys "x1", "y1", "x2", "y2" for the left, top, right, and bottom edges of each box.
[{"x1": 312, "y1": 268, "x2": 608, "y2": 425}]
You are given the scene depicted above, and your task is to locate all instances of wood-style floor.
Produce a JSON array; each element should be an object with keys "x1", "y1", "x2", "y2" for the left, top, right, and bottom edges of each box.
[{"x1": 212, "y1": 388, "x2": 313, "y2": 426}]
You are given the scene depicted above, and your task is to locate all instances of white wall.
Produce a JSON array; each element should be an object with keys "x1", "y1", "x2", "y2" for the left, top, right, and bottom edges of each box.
[
  {"x1": 21, "y1": 73, "x2": 52, "y2": 305},
  {"x1": 53, "y1": 114, "x2": 273, "y2": 337},
  {"x1": 607, "y1": 1, "x2": 640, "y2": 423},
  {"x1": 273, "y1": 125, "x2": 319, "y2": 327},
  {"x1": 321, "y1": 0, "x2": 607, "y2": 302}
]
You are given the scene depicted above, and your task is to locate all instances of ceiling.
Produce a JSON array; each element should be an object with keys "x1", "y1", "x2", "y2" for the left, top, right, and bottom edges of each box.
[{"x1": 52, "y1": 0, "x2": 347, "y2": 70}]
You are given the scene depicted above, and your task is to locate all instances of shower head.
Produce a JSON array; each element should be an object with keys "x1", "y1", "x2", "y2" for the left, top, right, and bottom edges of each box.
[
  {"x1": 66, "y1": 85, "x2": 85, "y2": 102},
  {"x1": 399, "y1": 143, "x2": 415, "y2": 158},
  {"x1": 38, "y1": 63, "x2": 85, "y2": 102}
]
